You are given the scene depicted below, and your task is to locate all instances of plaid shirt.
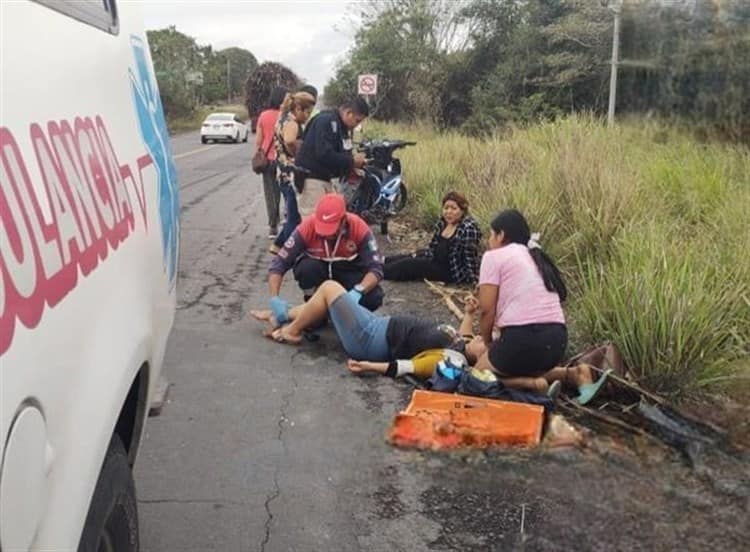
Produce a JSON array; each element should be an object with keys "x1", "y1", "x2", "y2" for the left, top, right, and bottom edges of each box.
[{"x1": 425, "y1": 216, "x2": 482, "y2": 285}]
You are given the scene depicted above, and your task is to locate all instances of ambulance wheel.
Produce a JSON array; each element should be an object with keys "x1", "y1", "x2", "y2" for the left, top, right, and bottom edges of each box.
[
  {"x1": 201, "y1": 136, "x2": 207, "y2": 144},
  {"x1": 78, "y1": 435, "x2": 138, "y2": 552}
]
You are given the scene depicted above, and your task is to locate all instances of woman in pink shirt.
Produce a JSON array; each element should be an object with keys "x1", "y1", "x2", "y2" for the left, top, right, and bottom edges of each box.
[{"x1": 476, "y1": 209, "x2": 569, "y2": 393}]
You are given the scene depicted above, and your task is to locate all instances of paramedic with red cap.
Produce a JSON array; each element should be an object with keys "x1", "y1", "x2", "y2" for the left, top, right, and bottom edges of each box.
[{"x1": 268, "y1": 194, "x2": 385, "y2": 320}]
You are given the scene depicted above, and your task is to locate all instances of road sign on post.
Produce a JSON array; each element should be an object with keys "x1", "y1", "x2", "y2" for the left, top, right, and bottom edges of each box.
[{"x1": 357, "y1": 74, "x2": 378, "y2": 96}]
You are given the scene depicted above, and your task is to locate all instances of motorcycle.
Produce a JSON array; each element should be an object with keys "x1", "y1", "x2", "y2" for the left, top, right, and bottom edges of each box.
[{"x1": 337, "y1": 139, "x2": 416, "y2": 235}]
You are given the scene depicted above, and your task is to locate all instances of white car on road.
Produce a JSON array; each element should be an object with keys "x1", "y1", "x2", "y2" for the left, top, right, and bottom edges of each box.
[{"x1": 200, "y1": 112, "x2": 249, "y2": 143}]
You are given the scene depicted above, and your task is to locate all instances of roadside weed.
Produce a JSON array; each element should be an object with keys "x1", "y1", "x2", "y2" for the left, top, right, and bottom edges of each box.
[{"x1": 369, "y1": 116, "x2": 749, "y2": 394}]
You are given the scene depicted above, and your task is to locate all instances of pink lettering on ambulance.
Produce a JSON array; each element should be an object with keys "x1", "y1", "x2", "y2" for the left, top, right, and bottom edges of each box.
[
  {"x1": 49, "y1": 120, "x2": 102, "y2": 275},
  {"x1": 92, "y1": 117, "x2": 124, "y2": 237},
  {"x1": 1, "y1": 127, "x2": 48, "y2": 352},
  {"x1": 97, "y1": 120, "x2": 135, "y2": 240},
  {"x1": 0, "y1": 117, "x2": 152, "y2": 357},
  {"x1": 135, "y1": 154, "x2": 152, "y2": 230},
  {"x1": 80, "y1": 118, "x2": 118, "y2": 240},
  {"x1": 97, "y1": 116, "x2": 150, "y2": 231},
  {"x1": 72, "y1": 116, "x2": 115, "y2": 258},
  {"x1": 31, "y1": 123, "x2": 85, "y2": 292}
]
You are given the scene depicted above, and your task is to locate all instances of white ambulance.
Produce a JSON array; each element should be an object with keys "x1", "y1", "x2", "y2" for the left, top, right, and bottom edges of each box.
[{"x1": 1, "y1": 1, "x2": 179, "y2": 550}]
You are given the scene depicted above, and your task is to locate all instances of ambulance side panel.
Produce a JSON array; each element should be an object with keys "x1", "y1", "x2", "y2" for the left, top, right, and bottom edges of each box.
[{"x1": 0, "y1": 1, "x2": 178, "y2": 549}]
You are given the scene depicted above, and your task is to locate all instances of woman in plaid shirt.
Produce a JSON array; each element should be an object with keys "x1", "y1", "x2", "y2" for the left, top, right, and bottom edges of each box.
[{"x1": 384, "y1": 191, "x2": 482, "y2": 285}]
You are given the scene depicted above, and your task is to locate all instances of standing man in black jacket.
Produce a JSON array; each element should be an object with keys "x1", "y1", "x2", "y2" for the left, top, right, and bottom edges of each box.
[{"x1": 296, "y1": 96, "x2": 369, "y2": 193}]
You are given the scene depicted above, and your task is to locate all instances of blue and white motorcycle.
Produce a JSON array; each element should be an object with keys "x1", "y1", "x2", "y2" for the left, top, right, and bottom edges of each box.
[{"x1": 338, "y1": 139, "x2": 416, "y2": 235}]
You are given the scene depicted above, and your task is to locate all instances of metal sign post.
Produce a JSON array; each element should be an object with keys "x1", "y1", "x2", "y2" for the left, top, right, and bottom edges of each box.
[
  {"x1": 605, "y1": 0, "x2": 623, "y2": 127},
  {"x1": 357, "y1": 74, "x2": 378, "y2": 132}
]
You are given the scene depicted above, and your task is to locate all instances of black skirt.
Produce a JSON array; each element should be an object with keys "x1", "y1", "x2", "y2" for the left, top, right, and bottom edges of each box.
[{"x1": 488, "y1": 323, "x2": 567, "y2": 377}]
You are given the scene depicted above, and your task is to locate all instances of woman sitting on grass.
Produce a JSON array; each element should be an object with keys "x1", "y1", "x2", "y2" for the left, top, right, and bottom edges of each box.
[
  {"x1": 384, "y1": 191, "x2": 481, "y2": 285},
  {"x1": 473, "y1": 209, "x2": 610, "y2": 402}
]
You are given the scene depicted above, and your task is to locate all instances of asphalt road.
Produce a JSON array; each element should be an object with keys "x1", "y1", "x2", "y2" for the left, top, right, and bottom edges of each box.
[
  {"x1": 134, "y1": 131, "x2": 749, "y2": 552},
  {"x1": 135, "y1": 131, "x2": 438, "y2": 552}
]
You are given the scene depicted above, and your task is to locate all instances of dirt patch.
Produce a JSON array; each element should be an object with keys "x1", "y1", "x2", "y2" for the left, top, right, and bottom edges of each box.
[
  {"x1": 376, "y1": 216, "x2": 749, "y2": 550},
  {"x1": 679, "y1": 390, "x2": 750, "y2": 450}
]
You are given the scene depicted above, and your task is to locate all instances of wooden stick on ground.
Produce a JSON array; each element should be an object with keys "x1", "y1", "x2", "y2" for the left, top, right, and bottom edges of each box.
[
  {"x1": 423, "y1": 279, "x2": 464, "y2": 320},
  {"x1": 601, "y1": 370, "x2": 727, "y2": 436},
  {"x1": 559, "y1": 397, "x2": 664, "y2": 446}
]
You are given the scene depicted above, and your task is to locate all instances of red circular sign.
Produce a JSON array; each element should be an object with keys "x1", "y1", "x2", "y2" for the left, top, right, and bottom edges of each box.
[{"x1": 359, "y1": 75, "x2": 376, "y2": 95}]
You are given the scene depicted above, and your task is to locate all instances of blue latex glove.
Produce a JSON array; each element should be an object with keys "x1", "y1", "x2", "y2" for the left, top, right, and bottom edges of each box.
[
  {"x1": 346, "y1": 287, "x2": 363, "y2": 304},
  {"x1": 269, "y1": 296, "x2": 290, "y2": 324}
]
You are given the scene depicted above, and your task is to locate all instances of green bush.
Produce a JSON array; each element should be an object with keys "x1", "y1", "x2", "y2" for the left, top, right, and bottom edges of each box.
[{"x1": 363, "y1": 115, "x2": 750, "y2": 395}]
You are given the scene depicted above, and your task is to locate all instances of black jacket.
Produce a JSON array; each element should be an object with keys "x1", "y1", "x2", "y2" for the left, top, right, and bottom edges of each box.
[{"x1": 296, "y1": 110, "x2": 354, "y2": 181}]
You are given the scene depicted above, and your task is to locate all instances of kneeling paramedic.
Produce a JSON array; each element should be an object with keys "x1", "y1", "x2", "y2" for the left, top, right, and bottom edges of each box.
[{"x1": 268, "y1": 193, "x2": 385, "y2": 320}]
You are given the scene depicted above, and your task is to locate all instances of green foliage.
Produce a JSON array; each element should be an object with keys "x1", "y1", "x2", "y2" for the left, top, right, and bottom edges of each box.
[
  {"x1": 366, "y1": 117, "x2": 749, "y2": 394},
  {"x1": 203, "y1": 47, "x2": 258, "y2": 104},
  {"x1": 244, "y1": 62, "x2": 300, "y2": 121},
  {"x1": 618, "y1": 0, "x2": 750, "y2": 142},
  {"x1": 325, "y1": 0, "x2": 471, "y2": 123},
  {"x1": 147, "y1": 26, "x2": 205, "y2": 117},
  {"x1": 326, "y1": 0, "x2": 750, "y2": 142},
  {"x1": 147, "y1": 26, "x2": 257, "y2": 119}
]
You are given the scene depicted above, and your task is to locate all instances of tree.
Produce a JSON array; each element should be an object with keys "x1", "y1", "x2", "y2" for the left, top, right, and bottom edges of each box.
[
  {"x1": 201, "y1": 47, "x2": 258, "y2": 104},
  {"x1": 147, "y1": 26, "x2": 207, "y2": 117},
  {"x1": 321, "y1": 0, "x2": 750, "y2": 139},
  {"x1": 618, "y1": 0, "x2": 750, "y2": 140},
  {"x1": 221, "y1": 47, "x2": 259, "y2": 101},
  {"x1": 244, "y1": 62, "x2": 300, "y2": 125},
  {"x1": 325, "y1": 0, "x2": 474, "y2": 123},
  {"x1": 148, "y1": 27, "x2": 259, "y2": 114}
]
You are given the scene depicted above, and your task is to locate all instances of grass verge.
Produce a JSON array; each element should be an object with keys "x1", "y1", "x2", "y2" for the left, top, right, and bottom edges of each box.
[{"x1": 361, "y1": 115, "x2": 750, "y2": 396}]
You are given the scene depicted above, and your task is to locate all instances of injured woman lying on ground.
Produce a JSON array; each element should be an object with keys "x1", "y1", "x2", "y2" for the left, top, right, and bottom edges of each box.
[{"x1": 250, "y1": 280, "x2": 609, "y2": 403}]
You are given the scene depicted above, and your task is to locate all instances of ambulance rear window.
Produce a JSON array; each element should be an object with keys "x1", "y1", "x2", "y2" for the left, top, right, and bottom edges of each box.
[{"x1": 34, "y1": 0, "x2": 119, "y2": 35}]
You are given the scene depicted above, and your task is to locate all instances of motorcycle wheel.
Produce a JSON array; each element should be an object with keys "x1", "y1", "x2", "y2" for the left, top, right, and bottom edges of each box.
[{"x1": 392, "y1": 185, "x2": 408, "y2": 213}]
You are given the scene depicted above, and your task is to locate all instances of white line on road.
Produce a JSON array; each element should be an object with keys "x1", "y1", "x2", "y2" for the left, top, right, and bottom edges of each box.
[{"x1": 174, "y1": 145, "x2": 217, "y2": 160}]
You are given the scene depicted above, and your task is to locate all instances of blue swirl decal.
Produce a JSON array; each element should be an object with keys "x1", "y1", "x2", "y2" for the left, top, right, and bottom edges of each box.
[{"x1": 129, "y1": 35, "x2": 179, "y2": 288}]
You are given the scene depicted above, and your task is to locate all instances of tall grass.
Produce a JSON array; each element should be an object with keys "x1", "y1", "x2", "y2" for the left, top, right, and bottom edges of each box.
[{"x1": 362, "y1": 116, "x2": 750, "y2": 394}]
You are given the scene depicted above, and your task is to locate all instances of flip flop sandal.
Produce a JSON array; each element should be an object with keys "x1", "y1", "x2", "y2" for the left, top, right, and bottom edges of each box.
[{"x1": 574, "y1": 369, "x2": 613, "y2": 406}]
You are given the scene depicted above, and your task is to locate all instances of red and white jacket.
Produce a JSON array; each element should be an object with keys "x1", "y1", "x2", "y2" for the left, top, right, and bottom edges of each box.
[{"x1": 269, "y1": 213, "x2": 384, "y2": 279}]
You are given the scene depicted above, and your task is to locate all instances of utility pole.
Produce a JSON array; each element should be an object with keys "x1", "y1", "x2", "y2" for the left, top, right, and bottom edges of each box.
[
  {"x1": 607, "y1": 0, "x2": 622, "y2": 127},
  {"x1": 226, "y1": 57, "x2": 231, "y2": 104}
]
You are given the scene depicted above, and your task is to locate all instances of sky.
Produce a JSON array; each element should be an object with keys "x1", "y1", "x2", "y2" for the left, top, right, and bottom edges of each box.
[{"x1": 142, "y1": 0, "x2": 358, "y2": 91}]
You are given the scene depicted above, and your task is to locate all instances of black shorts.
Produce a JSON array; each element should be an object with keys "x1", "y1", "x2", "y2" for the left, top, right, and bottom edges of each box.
[{"x1": 488, "y1": 323, "x2": 567, "y2": 377}]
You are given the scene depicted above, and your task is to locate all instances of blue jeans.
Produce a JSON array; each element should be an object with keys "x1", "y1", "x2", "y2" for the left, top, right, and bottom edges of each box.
[
  {"x1": 274, "y1": 180, "x2": 301, "y2": 247},
  {"x1": 328, "y1": 294, "x2": 391, "y2": 361}
]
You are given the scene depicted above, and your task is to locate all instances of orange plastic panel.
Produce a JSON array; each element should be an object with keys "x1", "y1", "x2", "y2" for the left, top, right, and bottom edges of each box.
[{"x1": 388, "y1": 390, "x2": 544, "y2": 450}]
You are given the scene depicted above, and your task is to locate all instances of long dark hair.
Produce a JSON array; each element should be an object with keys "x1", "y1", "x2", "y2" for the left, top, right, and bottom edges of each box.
[
  {"x1": 490, "y1": 209, "x2": 567, "y2": 302},
  {"x1": 267, "y1": 86, "x2": 288, "y2": 110}
]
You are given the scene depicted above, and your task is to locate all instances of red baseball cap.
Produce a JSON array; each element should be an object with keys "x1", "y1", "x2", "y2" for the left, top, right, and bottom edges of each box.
[{"x1": 314, "y1": 193, "x2": 346, "y2": 236}]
